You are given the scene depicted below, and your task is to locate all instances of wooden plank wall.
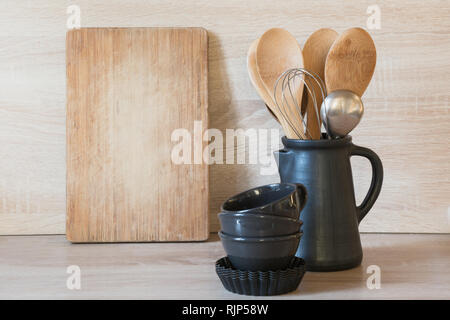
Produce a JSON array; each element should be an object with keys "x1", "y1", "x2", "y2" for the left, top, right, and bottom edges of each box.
[{"x1": 0, "y1": 0, "x2": 448, "y2": 235}]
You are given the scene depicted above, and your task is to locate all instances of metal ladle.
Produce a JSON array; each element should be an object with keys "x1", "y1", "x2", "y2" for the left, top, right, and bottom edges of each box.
[{"x1": 320, "y1": 90, "x2": 364, "y2": 138}]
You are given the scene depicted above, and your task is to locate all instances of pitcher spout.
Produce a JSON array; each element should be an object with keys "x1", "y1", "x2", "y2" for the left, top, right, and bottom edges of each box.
[{"x1": 273, "y1": 149, "x2": 292, "y2": 167}]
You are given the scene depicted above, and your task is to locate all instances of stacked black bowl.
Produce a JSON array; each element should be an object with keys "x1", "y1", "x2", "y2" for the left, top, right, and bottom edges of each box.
[{"x1": 216, "y1": 183, "x2": 307, "y2": 296}]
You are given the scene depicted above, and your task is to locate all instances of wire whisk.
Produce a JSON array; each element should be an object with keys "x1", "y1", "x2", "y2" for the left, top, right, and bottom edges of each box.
[{"x1": 273, "y1": 68, "x2": 327, "y2": 139}]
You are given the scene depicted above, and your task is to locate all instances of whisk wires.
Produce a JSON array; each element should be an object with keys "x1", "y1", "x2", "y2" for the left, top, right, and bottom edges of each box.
[{"x1": 273, "y1": 68, "x2": 327, "y2": 139}]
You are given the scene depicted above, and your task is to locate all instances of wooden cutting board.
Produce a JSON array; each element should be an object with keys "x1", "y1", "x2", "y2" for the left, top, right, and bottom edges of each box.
[{"x1": 66, "y1": 28, "x2": 209, "y2": 242}]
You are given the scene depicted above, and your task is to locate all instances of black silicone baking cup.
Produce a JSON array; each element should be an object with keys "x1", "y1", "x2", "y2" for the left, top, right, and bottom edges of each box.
[{"x1": 215, "y1": 256, "x2": 306, "y2": 296}]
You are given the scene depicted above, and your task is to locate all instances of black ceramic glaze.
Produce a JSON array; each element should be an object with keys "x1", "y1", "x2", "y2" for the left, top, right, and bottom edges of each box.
[
  {"x1": 218, "y1": 212, "x2": 302, "y2": 237},
  {"x1": 221, "y1": 183, "x2": 307, "y2": 220},
  {"x1": 275, "y1": 134, "x2": 383, "y2": 271},
  {"x1": 218, "y1": 231, "x2": 302, "y2": 271}
]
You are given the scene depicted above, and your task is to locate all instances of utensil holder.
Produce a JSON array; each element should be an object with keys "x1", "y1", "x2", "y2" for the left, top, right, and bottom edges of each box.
[{"x1": 274, "y1": 134, "x2": 383, "y2": 271}]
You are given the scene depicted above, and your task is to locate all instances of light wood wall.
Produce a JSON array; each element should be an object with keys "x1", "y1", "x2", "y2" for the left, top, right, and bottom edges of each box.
[{"x1": 0, "y1": 0, "x2": 449, "y2": 235}]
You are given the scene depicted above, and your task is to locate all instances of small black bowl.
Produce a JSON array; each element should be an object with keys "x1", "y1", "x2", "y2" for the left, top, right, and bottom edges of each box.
[
  {"x1": 218, "y1": 212, "x2": 302, "y2": 237},
  {"x1": 218, "y1": 231, "x2": 302, "y2": 271},
  {"x1": 221, "y1": 183, "x2": 307, "y2": 220}
]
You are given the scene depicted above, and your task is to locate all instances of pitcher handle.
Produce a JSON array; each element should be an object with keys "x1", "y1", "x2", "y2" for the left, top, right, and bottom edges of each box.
[{"x1": 350, "y1": 145, "x2": 384, "y2": 223}]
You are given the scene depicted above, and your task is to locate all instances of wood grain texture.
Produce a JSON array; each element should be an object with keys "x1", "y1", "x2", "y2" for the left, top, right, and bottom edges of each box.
[
  {"x1": 0, "y1": 234, "x2": 449, "y2": 299},
  {"x1": 256, "y1": 28, "x2": 306, "y2": 139},
  {"x1": 325, "y1": 27, "x2": 377, "y2": 96},
  {"x1": 247, "y1": 38, "x2": 296, "y2": 135},
  {"x1": 0, "y1": 1, "x2": 448, "y2": 235},
  {"x1": 303, "y1": 28, "x2": 338, "y2": 139},
  {"x1": 66, "y1": 28, "x2": 209, "y2": 242}
]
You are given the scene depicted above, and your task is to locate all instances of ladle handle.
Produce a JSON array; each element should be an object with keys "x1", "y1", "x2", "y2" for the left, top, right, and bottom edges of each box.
[{"x1": 350, "y1": 145, "x2": 384, "y2": 223}]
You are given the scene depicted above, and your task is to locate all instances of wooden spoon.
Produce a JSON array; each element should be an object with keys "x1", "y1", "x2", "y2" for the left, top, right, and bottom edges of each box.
[
  {"x1": 265, "y1": 103, "x2": 279, "y2": 123},
  {"x1": 247, "y1": 38, "x2": 299, "y2": 138},
  {"x1": 325, "y1": 27, "x2": 376, "y2": 97},
  {"x1": 303, "y1": 28, "x2": 338, "y2": 139},
  {"x1": 256, "y1": 28, "x2": 306, "y2": 139},
  {"x1": 246, "y1": 39, "x2": 280, "y2": 123}
]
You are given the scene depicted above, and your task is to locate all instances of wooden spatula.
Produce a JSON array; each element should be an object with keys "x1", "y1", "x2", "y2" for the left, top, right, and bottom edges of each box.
[
  {"x1": 256, "y1": 28, "x2": 306, "y2": 139},
  {"x1": 247, "y1": 38, "x2": 299, "y2": 138},
  {"x1": 247, "y1": 39, "x2": 280, "y2": 123},
  {"x1": 303, "y1": 28, "x2": 338, "y2": 139},
  {"x1": 325, "y1": 27, "x2": 376, "y2": 97}
]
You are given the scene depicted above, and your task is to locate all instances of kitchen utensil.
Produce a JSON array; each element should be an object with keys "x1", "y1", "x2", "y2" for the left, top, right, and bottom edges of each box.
[
  {"x1": 66, "y1": 28, "x2": 209, "y2": 242},
  {"x1": 215, "y1": 256, "x2": 306, "y2": 296},
  {"x1": 218, "y1": 212, "x2": 302, "y2": 237},
  {"x1": 325, "y1": 27, "x2": 376, "y2": 96},
  {"x1": 320, "y1": 90, "x2": 364, "y2": 138},
  {"x1": 256, "y1": 28, "x2": 306, "y2": 139},
  {"x1": 303, "y1": 28, "x2": 338, "y2": 139},
  {"x1": 301, "y1": 87, "x2": 309, "y2": 115},
  {"x1": 273, "y1": 68, "x2": 326, "y2": 139},
  {"x1": 218, "y1": 231, "x2": 302, "y2": 271},
  {"x1": 221, "y1": 183, "x2": 307, "y2": 220},
  {"x1": 247, "y1": 38, "x2": 294, "y2": 132},
  {"x1": 275, "y1": 135, "x2": 383, "y2": 271},
  {"x1": 265, "y1": 104, "x2": 280, "y2": 123}
]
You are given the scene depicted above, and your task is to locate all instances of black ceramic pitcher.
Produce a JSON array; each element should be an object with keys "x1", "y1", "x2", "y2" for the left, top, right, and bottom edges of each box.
[{"x1": 274, "y1": 134, "x2": 383, "y2": 271}]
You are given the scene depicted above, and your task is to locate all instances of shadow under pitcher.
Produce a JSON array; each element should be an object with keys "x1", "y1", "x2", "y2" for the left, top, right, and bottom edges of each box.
[{"x1": 275, "y1": 135, "x2": 383, "y2": 272}]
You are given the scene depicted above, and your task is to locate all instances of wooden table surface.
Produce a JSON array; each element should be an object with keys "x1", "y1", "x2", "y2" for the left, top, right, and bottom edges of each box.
[{"x1": 0, "y1": 233, "x2": 448, "y2": 299}]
